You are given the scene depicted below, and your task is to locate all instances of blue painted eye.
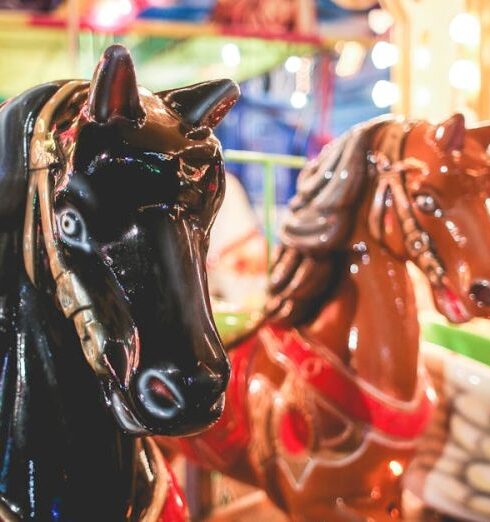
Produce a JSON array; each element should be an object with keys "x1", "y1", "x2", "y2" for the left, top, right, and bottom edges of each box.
[{"x1": 58, "y1": 208, "x2": 87, "y2": 245}]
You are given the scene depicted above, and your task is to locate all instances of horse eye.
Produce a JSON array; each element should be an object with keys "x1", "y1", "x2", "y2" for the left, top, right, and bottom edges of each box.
[
  {"x1": 414, "y1": 193, "x2": 439, "y2": 214},
  {"x1": 58, "y1": 209, "x2": 86, "y2": 243}
]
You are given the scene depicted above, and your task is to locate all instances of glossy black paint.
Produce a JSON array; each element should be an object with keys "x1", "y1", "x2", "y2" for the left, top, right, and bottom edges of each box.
[{"x1": 0, "y1": 45, "x2": 238, "y2": 520}]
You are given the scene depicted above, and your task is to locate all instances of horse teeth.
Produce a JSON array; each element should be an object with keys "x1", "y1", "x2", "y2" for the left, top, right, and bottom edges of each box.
[{"x1": 466, "y1": 462, "x2": 490, "y2": 494}]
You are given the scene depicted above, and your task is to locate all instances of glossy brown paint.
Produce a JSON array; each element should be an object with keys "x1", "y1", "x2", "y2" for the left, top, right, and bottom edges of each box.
[{"x1": 165, "y1": 114, "x2": 490, "y2": 521}]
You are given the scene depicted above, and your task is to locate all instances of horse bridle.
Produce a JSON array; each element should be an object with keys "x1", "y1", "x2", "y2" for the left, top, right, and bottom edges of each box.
[
  {"x1": 23, "y1": 80, "x2": 107, "y2": 374},
  {"x1": 368, "y1": 120, "x2": 446, "y2": 286}
]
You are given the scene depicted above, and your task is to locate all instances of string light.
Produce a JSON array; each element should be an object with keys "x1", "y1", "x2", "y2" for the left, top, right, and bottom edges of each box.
[
  {"x1": 91, "y1": 0, "x2": 133, "y2": 30},
  {"x1": 371, "y1": 41, "x2": 399, "y2": 70},
  {"x1": 221, "y1": 43, "x2": 241, "y2": 67},
  {"x1": 368, "y1": 9, "x2": 394, "y2": 35},
  {"x1": 371, "y1": 80, "x2": 400, "y2": 108},
  {"x1": 449, "y1": 60, "x2": 480, "y2": 92},
  {"x1": 290, "y1": 91, "x2": 308, "y2": 109},
  {"x1": 335, "y1": 41, "x2": 366, "y2": 77},
  {"x1": 449, "y1": 13, "x2": 480, "y2": 47},
  {"x1": 285, "y1": 56, "x2": 302, "y2": 73}
]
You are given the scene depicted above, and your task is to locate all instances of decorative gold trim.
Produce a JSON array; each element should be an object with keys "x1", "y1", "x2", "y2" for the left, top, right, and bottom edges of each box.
[
  {"x1": 23, "y1": 80, "x2": 84, "y2": 286},
  {"x1": 139, "y1": 438, "x2": 169, "y2": 522},
  {"x1": 368, "y1": 122, "x2": 445, "y2": 286},
  {"x1": 22, "y1": 81, "x2": 110, "y2": 374}
]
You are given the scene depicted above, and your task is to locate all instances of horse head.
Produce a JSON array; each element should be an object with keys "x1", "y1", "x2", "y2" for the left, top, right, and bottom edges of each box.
[
  {"x1": 369, "y1": 114, "x2": 490, "y2": 323},
  {"x1": 1, "y1": 45, "x2": 238, "y2": 436}
]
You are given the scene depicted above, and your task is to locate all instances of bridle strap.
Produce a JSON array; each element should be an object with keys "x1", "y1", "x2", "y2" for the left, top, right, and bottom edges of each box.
[
  {"x1": 23, "y1": 80, "x2": 84, "y2": 284},
  {"x1": 23, "y1": 81, "x2": 108, "y2": 373},
  {"x1": 368, "y1": 121, "x2": 445, "y2": 286}
]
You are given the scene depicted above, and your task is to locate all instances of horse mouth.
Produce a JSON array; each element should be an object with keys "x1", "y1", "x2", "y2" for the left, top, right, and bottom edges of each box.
[
  {"x1": 111, "y1": 388, "x2": 152, "y2": 435},
  {"x1": 433, "y1": 285, "x2": 472, "y2": 324}
]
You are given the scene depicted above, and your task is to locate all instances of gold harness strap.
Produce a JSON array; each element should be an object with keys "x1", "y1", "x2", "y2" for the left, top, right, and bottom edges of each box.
[
  {"x1": 367, "y1": 120, "x2": 445, "y2": 286},
  {"x1": 19, "y1": 83, "x2": 167, "y2": 522},
  {"x1": 23, "y1": 80, "x2": 108, "y2": 375},
  {"x1": 137, "y1": 438, "x2": 169, "y2": 522}
]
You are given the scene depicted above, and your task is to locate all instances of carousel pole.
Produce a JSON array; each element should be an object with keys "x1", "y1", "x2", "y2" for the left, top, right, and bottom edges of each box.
[{"x1": 467, "y1": 0, "x2": 490, "y2": 119}]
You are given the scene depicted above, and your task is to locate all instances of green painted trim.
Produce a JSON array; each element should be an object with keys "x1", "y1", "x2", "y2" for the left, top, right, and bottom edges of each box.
[
  {"x1": 224, "y1": 149, "x2": 307, "y2": 169},
  {"x1": 422, "y1": 321, "x2": 490, "y2": 367},
  {"x1": 0, "y1": 29, "x2": 314, "y2": 99},
  {"x1": 223, "y1": 149, "x2": 307, "y2": 268},
  {"x1": 263, "y1": 160, "x2": 275, "y2": 265}
]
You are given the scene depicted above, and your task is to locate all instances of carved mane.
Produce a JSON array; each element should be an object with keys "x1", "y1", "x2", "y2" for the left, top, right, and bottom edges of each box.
[{"x1": 267, "y1": 116, "x2": 392, "y2": 326}]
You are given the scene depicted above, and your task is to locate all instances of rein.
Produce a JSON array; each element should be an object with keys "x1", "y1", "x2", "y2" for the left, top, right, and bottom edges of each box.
[
  {"x1": 368, "y1": 121, "x2": 445, "y2": 286},
  {"x1": 23, "y1": 81, "x2": 108, "y2": 375}
]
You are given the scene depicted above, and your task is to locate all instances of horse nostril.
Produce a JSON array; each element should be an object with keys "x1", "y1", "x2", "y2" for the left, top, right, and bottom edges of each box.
[
  {"x1": 469, "y1": 281, "x2": 490, "y2": 307},
  {"x1": 136, "y1": 370, "x2": 184, "y2": 419},
  {"x1": 148, "y1": 377, "x2": 176, "y2": 405}
]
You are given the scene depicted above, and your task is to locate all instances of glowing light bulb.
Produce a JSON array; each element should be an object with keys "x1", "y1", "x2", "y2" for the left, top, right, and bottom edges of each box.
[
  {"x1": 221, "y1": 43, "x2": 241, "y2": 67},
  {"x1": 290, "y1": 91, "x2": 308, "y2": 109},
  {"x1": 449, "y1": 13, "x2": 480, "y2": 47},
  {"x1": 368, "y1": 8, "x2": 394, "y2": 35},
  {"x1": 449, "y1": 60, "x2": 480, "y2": 92},
  {"x1": 371, "y1": 80, "x2": 399, "y2": 108},
  {"x1": 335, "y1": 41, "x2": 366, "y2": 77},
  {"x1": 91, "y1": 0, "x2": 133, "y2": 29},
  {"x1": 371, "y1": 41, "x2": 399, "y2": 70},
  {"x1": 285, "y1": 56, "x2": 302, "y2": 73}
]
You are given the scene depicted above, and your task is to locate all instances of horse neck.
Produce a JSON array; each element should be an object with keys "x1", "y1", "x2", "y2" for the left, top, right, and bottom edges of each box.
[
  {"x1": 0, "y1": 231, "x2": 137, "y2": 521},
  {"x1": 302, "y1": 199, "x2": 420, "y2": 402}
]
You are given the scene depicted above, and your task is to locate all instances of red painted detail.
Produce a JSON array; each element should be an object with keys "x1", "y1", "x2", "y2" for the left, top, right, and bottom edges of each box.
[
  {"x1": 278, "y1": 407, "x2": 310, "y2": 455},
  {"x1": 178, "y1": 334, "x2": 256, "y2": 468},
  {"x1": 267, "y1": 326, "x2": 434, "y2": 440},
  {"x1": 158, "y1": 459, "x2": 188, "y2": 522}
]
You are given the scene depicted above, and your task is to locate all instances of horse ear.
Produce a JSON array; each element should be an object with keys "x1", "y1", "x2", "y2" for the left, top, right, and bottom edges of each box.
[
  {"x1": 433, "y1": 113, "x2": 465, "y2": 152},
  {"x1": 88, "y1": 44, "x2": 145, "y2": 125},
  {"x1": 157, "y1": 79, "x2": 240, "y2": 128}
]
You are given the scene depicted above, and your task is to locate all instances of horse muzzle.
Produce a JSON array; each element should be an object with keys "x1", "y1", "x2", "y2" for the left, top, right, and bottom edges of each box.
[{"x1": 132, "y1": 361, "x2": 229, "y2": 435}]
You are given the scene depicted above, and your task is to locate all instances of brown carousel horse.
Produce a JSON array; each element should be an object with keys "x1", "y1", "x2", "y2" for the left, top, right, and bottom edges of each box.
[{"x1": 161, "y1": 114, "x2": 490, "y2": 521}]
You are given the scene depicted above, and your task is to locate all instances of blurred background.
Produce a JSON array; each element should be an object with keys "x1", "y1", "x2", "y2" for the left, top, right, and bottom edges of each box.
[
  {"x1": 2, "y1": 2, "x2": 490, "y2": 520},
  {"x1": 1, "y1": 0, "x2": 486, "y2": 207}
]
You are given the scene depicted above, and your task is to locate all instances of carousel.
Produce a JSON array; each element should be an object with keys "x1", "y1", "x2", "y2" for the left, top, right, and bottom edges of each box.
[{"x1": 0, "y1": 0, "x2": 489, "y2": 521}]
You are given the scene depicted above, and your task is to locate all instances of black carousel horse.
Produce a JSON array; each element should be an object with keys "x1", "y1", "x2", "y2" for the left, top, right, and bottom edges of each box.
[{"x1": 0, "y1": 45, "x2": 238, "y2": 521}]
